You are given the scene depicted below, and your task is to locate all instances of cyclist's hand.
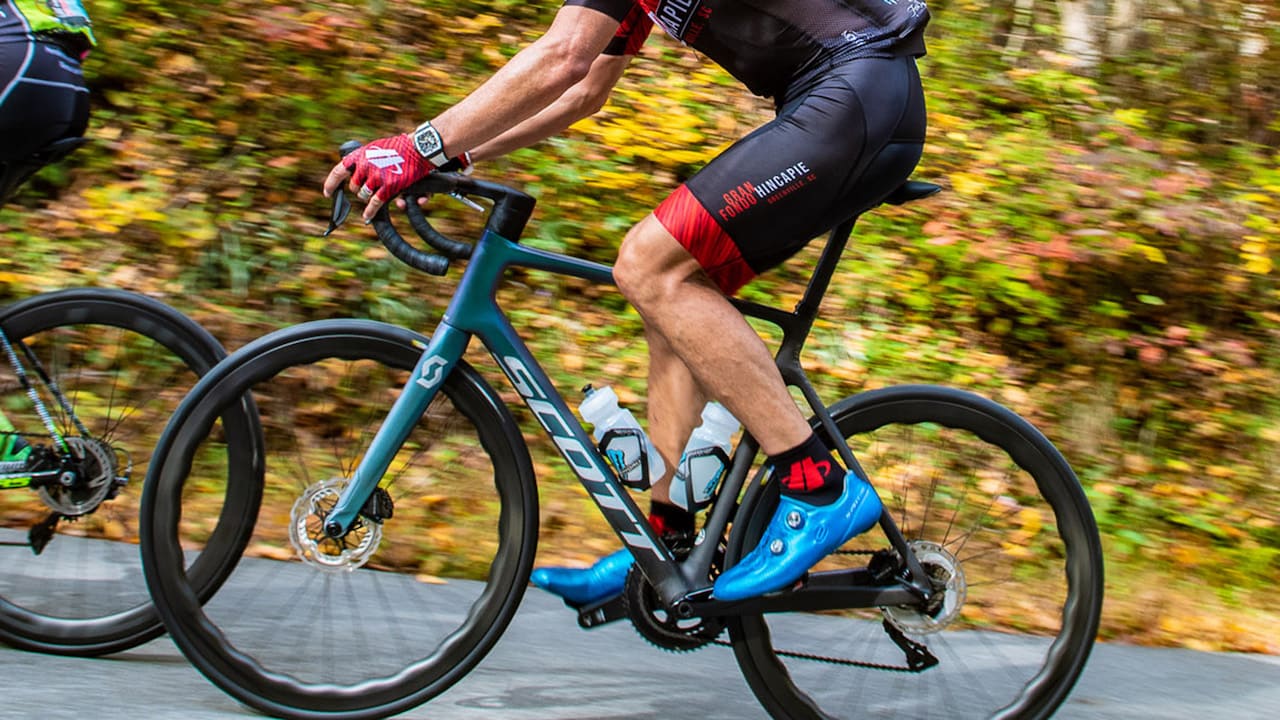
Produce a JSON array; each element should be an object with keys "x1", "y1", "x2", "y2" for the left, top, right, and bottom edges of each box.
[{"x1": 323, "y1": 133, "x2": 437, "y2": 221}]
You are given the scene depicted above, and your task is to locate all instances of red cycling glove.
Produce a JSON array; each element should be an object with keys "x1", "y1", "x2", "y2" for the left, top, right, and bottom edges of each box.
[{"x1": 342, "y1": 133, "x2": 437, "y2": 203}]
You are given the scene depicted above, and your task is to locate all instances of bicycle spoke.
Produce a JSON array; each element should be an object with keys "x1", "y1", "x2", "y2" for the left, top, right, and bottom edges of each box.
[
  {"x1": 729, "y1": 387, "x2": 1102, "y2": 719},
  {"x1": 143, "y1": 323, "x2": 537, "y2": 716},
  {"x1": 0, "y1": 289, "x2": 249, "y2": 656}
]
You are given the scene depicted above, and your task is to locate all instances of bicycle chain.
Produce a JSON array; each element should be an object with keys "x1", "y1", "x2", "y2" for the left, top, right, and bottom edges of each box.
[
  {"x1": 691, "y1": 548, "x2": 935, "y2": 673},
  {"x1": 706, "y1": 632, "x2": 933, "y2": 673}
]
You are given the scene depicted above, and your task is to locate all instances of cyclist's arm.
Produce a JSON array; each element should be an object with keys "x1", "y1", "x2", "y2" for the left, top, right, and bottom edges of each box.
[
  {"x1": 323, "y1": 5, "x2": 618, "y2": 205},
  {"x1": 468, "y1": 52, "x2": 631, "y2": 162}
]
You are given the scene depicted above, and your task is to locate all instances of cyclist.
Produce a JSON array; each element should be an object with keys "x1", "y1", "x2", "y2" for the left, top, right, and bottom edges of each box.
[
  {"x1": 0, "y1": 0, "x2": 94, "y2": 202},
  {"x1": 325, "y1": 0, "x2": 930, "y2": 604}
]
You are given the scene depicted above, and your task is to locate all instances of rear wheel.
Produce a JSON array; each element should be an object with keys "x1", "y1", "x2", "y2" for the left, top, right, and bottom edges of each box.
[
  {"x1": 0, "y1": 288, "x2": 258, "y2": 656},
  {"x1": 728, "y1": 385, "x2": 1103, "y2": 719},
  {"x1": 141, "y1": 319, "x2": 539, "y2": 720}
]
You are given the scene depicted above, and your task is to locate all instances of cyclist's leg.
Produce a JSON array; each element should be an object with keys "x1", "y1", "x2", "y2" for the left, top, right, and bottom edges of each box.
[
  {"x1": 529, "y1": 353, "x2": 703, "y2": 605},
  {"x1": 530, "y1": 300, "x2": 708, "y2": 607},
  {"x1": 615, "y1": 55, "x2": 928, "y2": 600},
  {"x1": 0, "y1": 38, "x2": 89, "y2": 201},
  {"x1": 641, "y1": 324, "x2": 707, "y2": 502}
]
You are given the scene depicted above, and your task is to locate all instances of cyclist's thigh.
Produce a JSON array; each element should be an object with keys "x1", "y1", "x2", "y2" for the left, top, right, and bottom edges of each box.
[
  {"x1": 0, "y1": 39, "x2": 88, "y2": 161},
  {"x1": 653, "y1": 55, "x2": 926, "y2": 294}
]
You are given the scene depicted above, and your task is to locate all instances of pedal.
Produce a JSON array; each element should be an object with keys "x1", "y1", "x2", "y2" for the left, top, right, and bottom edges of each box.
[
  {"x1": 576, "y1": 593, "x2": 627, "y2": 629},
  {"x1": 868, "y1": 548, "x2": 899, "y2": 585}
]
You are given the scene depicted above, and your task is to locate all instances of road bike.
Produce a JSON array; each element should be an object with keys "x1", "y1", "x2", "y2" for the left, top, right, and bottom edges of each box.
[
  {"x1": 0, "y1": 287, "x2": 261, "y2": 655},
  {"x1": 139, "y1": 144, "x2": 1104, "y2": 719}
]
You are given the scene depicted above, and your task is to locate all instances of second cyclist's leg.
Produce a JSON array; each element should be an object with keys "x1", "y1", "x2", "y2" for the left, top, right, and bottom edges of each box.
[
  {"x1": 530, "y1": 328, "x2": 707, "y2": 605},
  {"x1": 614, "y1": 217, "x2": 880, "y2": 601},
  {"x1": 0, "y1": 38, "x2": 89, "y2": 202}
]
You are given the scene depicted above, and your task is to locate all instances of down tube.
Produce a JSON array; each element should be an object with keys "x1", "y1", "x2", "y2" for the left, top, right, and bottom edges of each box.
[
  {"x1": 322, "y1": 323, "x2": 470, "y2": 536},
  {"x1": 482, "y1": 325, "x2": 690, "y2": 600}
]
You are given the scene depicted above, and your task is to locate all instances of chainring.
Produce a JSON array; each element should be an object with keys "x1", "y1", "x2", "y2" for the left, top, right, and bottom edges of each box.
[{"x1": 622, "y1": 564, "x2": 724, "y2": 652}]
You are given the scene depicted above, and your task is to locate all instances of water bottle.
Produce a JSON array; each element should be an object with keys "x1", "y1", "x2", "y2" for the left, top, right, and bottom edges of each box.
[
  {"x1": 579, "y1": 385, "x2": 666, "y2": 489},
  {"x1": 669, "y1": 402, "x2": 740, "y2": 511}
]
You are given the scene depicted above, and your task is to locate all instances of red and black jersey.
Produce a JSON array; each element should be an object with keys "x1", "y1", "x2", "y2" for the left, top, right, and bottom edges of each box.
[{"x1": 565, "y1": 0, "x2": 930, "y2": 99}]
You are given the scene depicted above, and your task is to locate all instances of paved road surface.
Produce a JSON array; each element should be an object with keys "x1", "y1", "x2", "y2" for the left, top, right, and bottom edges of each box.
[{"x1": 2, "y1": 581, "x2": 1277, "y2": 719}]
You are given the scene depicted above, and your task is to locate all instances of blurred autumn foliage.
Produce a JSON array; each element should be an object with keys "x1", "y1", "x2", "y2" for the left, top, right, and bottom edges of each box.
[{"x1": 0, "y1": 0, "x2": 1277, "y2": 651}]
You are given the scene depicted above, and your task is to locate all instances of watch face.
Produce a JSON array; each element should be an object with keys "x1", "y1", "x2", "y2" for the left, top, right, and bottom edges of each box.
[{"x1": 413, "y1": 124, "x2": 443, "y2": 159}]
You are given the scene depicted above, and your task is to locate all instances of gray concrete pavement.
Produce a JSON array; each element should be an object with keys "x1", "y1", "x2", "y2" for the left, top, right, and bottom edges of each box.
[{"x1": 1, "y1": 582, "x2": 1277, "y2": 719}]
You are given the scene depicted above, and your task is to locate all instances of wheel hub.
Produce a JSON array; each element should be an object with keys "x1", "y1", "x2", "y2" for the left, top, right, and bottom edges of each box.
[
  {"x1": 289, "y1": 479, "x2": 382, "y2": 572},
  {"x1": 882, "y1": 540, "x2": 966, "y2": 634},
  {"x1": 35, "y1": 437, "x2": 117, "y2": 516}
]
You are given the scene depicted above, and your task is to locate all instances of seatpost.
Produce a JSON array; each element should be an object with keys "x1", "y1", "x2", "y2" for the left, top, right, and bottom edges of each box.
[{"x1": 786, "y1": 218, "x2": 856, "y2": 351}]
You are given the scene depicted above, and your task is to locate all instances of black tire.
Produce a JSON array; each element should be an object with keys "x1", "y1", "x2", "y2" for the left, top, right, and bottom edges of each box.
[
  {"x1": 140, "y1": 319, "x2": 539, "y2": 720},
  {"x1": 727, "y1": 385, "x2": 1104, "y2": 719},
  {"x1": 0, "y1": 288, "x2": 259, "y2": 656}
]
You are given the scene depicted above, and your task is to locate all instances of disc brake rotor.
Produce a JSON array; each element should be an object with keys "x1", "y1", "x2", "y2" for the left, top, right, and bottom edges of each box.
[
  {"x1": 882, "y1": 540, "x2": 966, "y2": 634},
  {"x1": 36, "y1": 437, "x2": 117, "y2": 516},
  {"x1": 289, "y1": 478, "x2": 382, "y2": 571}
]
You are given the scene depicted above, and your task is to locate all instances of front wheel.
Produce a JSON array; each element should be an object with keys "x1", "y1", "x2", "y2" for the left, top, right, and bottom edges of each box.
[
  {"x1": 727, "y1": 385, "x2": 1104, "y2": 719},
  {"x1": 0, "y1": 288, "x2": 260, "y2": 656},
  {"x1": 140, "y1": 319, "x2": 539, "y2": 720}
]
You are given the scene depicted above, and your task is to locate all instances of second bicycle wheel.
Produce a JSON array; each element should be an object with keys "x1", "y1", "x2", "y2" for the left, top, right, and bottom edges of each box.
[
  {"x1": 141, "y1": 319, "x2": 539, "y2": 720},
  {"x1": 0, "y1": 288, "x2": 258, "y2": 656},
  {"x1": 727, "y1": 385, "x2": 1103, "y2": 720}
]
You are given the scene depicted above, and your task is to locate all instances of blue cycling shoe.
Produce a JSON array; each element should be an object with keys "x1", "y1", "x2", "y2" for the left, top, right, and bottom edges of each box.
[
  {"x1": 530, "y1": 547, "x2": 633, "y2": 606},
  {"x1": 714, "y1": 472, "x2": 883, "y2": 601}
]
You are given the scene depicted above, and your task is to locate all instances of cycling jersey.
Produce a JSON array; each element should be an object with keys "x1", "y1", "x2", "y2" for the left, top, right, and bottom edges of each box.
[
  {"x1": 566, "y1": 0, "x2": 929, "y2": 100},
  {"x1": 0, "y1": 0, "x2": 95, "y2": 48}
]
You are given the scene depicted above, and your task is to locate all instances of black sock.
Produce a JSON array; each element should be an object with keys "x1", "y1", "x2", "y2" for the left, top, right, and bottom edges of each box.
[
  {"x1": 648, "y1": 500, "x2": 695, "y2": 538},
  {"x1": 768, "y1": 433, "x2": 845, "y2": 506}
]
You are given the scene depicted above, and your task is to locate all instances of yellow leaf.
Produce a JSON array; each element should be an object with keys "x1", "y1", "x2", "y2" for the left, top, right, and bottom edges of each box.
[
  {"x1": 1136, "y1": 244, "x2": 1167, "y2": 263},
  {"x1": 949, "y1": 172, "x2": 988, "y2": 198},
  {"x1": 1244, "y1": 256, "x2": 1274, "y2": 274}
]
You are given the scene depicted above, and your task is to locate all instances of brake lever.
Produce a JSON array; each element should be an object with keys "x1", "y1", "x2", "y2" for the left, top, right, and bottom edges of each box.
[
  {"x1": 324, "y1": 187, "x2": 352, "y2": 237},
  {"x1": 324, "y1": 140, "x2": 364, "y2": 237}
]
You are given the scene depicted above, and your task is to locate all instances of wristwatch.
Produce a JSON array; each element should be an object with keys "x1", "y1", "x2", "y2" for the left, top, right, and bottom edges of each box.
[{"x1": 411, "y1": 120, "x2": 451, "y2": 166}]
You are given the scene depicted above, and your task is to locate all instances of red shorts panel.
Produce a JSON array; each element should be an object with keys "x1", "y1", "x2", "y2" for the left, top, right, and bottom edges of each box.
[{"x1": 652, "y1": 185, "x2": 757, "y2": 295}]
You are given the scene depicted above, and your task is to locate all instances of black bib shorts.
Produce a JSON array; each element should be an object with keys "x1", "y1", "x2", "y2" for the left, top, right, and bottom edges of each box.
[{"x1": 653, "y1": 55, "x2": 927, "y2": 294}]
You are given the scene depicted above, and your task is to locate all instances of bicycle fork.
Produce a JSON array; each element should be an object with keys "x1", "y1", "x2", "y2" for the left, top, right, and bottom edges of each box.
[{"x1": 319, "y1": 325, "x2": 470, "y2": 539}]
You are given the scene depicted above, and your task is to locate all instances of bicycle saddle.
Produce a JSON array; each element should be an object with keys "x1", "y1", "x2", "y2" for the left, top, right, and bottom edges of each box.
[{"x1": 883, "y1": 180, "x2": 942, "y2": 205}]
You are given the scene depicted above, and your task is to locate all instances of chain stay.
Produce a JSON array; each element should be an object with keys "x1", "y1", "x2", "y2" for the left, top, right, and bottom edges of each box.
[{"x1": 579, "y1": 548, "x2": 937, "y2": 672}]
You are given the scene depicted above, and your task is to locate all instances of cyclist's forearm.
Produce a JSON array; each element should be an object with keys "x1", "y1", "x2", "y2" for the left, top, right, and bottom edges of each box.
[
  {"x1": 428, "y1": 7, "x2": 618, "y2": 161},
  {"x1": 470, "y1": 54, "x2": 629, "y2": 162}
]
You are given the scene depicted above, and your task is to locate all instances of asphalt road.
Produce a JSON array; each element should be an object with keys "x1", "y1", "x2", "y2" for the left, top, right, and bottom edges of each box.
[{"x1": 1, "y1": 580, "x2": 1277, "y2": 720}]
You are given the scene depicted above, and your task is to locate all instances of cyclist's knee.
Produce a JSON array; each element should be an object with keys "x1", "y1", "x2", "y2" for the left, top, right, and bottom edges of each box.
[{"x1": 615, "y1": 216, "x2": 698, "y2": 308}]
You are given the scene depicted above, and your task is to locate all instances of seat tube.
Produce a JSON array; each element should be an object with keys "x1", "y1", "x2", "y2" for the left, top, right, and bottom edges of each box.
[{"x1": 321, "y1": 322, "x2": 471, "y2": 538}]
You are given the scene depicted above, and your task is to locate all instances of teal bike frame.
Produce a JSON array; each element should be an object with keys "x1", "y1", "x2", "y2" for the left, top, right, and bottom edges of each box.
[
  {"x1": 318, "y1": 170, "x2": 937, "y2": 612},
  {"x1": 321, "y1": 222, "x2": 696, "y2": 601}
]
